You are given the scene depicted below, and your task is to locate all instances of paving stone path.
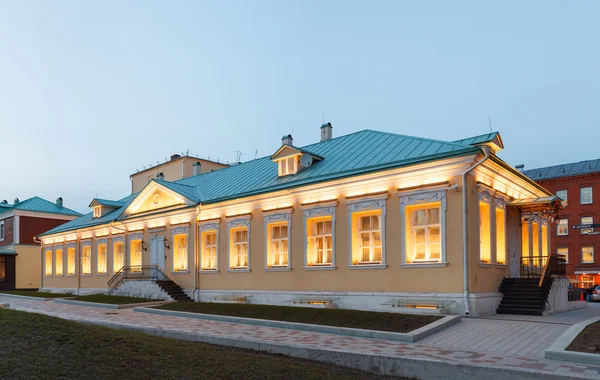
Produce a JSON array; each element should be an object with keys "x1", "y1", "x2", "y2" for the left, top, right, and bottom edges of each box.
[{"x1": 2, "y1": 295, "x2": 600, "y2": 379}]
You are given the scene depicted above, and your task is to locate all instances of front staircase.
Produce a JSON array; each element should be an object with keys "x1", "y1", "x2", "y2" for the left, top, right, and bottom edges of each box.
[
  {"x1": 496, "y1": 254, "x2": 566, "y2": 316},
  {"x1": 497, "y1": 278, "x2": 551, "y2": 316},
  {"x1": 156, "y1": 280, "x2": 192, "y2": 301}
]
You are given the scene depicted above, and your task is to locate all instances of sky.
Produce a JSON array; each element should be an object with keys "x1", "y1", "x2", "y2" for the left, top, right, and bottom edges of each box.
[{"x1": 0, "y1": 1, "x2": 599, "y2": 213}]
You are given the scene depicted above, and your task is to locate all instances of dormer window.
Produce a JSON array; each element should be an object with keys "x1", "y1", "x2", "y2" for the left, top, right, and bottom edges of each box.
[
  {"x1": 93, "y1": 206, "x2": 102, "y2": 219},
  {"x1": 278, "y1": 156, "x2": 298, "y2": 176}
]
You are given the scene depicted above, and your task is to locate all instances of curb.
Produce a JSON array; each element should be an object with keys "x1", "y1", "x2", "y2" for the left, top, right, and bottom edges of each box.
[
  {"x1": 0, "y1": 302, "x2": 8, "y2": 308},
  {"x1": 0, "y1": 293, "x2": 58, "y2": 301},
  {"x1": 545, "y1": 316, "x2": 600, "y2": 365},
  {"x1": 133, "y1": 307, "x2": 461, "y2": 343},
  {"x1": 54, "y1": 299, "x2": 172, "y2": 310}
]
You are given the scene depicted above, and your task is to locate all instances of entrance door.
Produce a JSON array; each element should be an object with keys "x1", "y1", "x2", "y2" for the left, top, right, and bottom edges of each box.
[{"x1": 150, "y1": 236, "x2": 165, "y2": 269}]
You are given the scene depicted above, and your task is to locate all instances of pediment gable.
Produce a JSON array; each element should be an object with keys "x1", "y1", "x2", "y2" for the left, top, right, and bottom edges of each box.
[
  {"x1": 120, "y1": 181, "x2": 195, "y2": 219},
  {"x1": 271, "y1": 145, "x2": 303, "y2": 161}
]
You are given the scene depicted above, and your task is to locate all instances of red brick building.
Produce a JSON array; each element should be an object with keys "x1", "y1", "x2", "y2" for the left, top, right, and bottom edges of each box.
[
  {"x1": 524, "y1": 159, "x2": 600, "y2": 288},
  {"x1": 0, "y1": 197, "x2": 81, "y2": 290}
]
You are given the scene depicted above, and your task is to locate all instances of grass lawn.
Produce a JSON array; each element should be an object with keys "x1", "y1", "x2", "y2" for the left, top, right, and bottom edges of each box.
[
  {"x1": 0, "y1": 290, "x2": 71, "y2": 298},
  {"x1": 567, "y1": 321, "x2": 600, "y2": 354},
  {"x1": 155, "y1": 302, "x2": 441, "y2": 333},
  {"x1": 70, "y1": 294, "x2": 159, "y2": 304},
  {"x1": 0, "y1": 309, "x2": 398, "y2": 379}
]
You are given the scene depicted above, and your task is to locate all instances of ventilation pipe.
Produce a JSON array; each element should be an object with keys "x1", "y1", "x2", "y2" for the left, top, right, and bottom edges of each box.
[
  {"x1": 515, "y1": 164, "x2": 525, "y2": 173},
  {"x1": 320, "y1": 122, "x2": 333, "y2": 142},
  {"x1": 461, "y1": 146, "x2": 491, "y2": 316},
  {"x1": 281, "y1": 134, "x2": 293, "y2": 146},
  {"x1": 156, "y1": 172, "x2": 165, "y2": 181},
  {"x1": 192, "y1": 162, "x2": 202, "y2": 176},
  {"x1": 56, "y1": 197, "x2": 63, "y2": 208},
  {"x1": 13, "y1": 198, "x2": 19, "y2": 205}
]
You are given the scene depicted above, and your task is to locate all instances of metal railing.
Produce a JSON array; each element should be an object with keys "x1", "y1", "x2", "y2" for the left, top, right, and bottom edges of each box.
[
  {"x1": 107, "y1": 265, "x2": 177, "y2": 294},
  {"x1": 520, "y1": 254, "x2": 567, "y2": 312}
]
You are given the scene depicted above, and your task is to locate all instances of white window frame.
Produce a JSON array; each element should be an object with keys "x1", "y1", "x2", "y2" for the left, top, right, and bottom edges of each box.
[
  {"x1": 227, "y1": 215, "x2": 251, "y2": 272},
  {"x1": 556, "y1": 190, "x2": 568, "y2": 206},
  {"x1": 171, "y1": 226, "x2": 190, "y2": 273},
  {"x1": 303, "y1": 203, "x2": 336, "y2": 270},
  {"x1": 278, "y1": 156, "x2": 298, "y2": 176},
  {"x1": 93, "y1": 206, "x2": 102, "y2": 219},
  {"x1": 54, "y1": 245, "x2": 64, "y2": 277},
  {"x1": 112, "y1": 237, "x2": 125, "y2": 274},
  {"x1": 97, "y1": 238, "x2": 108, "y2": 275},
  {"x1": 264, "y1": 210, "x2": 292, "y2": 271},
  {"x1": 581, "y1": 217, "x2": 594, "y2": 235},
  {"x1": 66, "y1": 242, "x2": 76, "y2": 276},
  {"x1": 44, "y1": 247, "x2": 53, "y2": 277},
  {"x1": 557, "y1": 219, "x2": 569, "y2": 236},
  {"x1": 0, "y1": 220, "x2": 4, "y2": 241},
  {"x1": 582, "y1": 246, "x2": 594, "y2": 264},
  {"x1": 81, "y1": 240, "x2": 92, "y2": 275},
  {"x1": 478, "y1": 191, "x2": 493, "y2": 264},
  {"x1": 581, "y1": 187, "x2": 593, "y2": 205},
  {"x1": 128, "y1": 233, "x2": 143, "y2": 271},
  {"x1": 556, "y1": 247, "x2": 568, "y2": 264},
  {"x1": 347, "y1": 194, "x2": 387, "y2": 269},
  {"x1": 400, "y1": 188, "x2": 447, "y2": 267},
  {"x1": 199, "y1": 221, "x2": 220, "y2": 272}
]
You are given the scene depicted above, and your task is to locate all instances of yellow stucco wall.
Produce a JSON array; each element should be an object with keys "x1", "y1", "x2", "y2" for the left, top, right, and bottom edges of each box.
[{"x1": 15, "y1": 245, "x2": 41, "y2": 289}]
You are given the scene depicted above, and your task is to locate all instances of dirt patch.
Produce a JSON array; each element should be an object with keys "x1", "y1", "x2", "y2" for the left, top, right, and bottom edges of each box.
[{"x1": 567, "y1": 321, "x2": 600, "y2": 354}]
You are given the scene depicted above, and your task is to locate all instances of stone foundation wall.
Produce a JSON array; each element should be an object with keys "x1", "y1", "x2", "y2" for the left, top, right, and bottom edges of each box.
[{"x1": 112, "y1": 280, "x2": 172, "y2": 300}]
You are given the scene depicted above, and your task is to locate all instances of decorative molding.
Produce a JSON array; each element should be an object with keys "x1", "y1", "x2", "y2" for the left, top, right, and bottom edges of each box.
[
  {"x1": 345, "y1": 193, "x2": 388, "y2": 206},
  {"x1": 478, "y1": 191, "x2": 492, "y2": 203},
  {"x1": 399, "y1": 189, "x2": 447, "y2": 266},
  {"x1": 300, "y1": 200, "x2": 338, "y2": 210},
  {"x1": 347, "y1": 198, "x2": 387, "y2": 267},
  {"x1": 66, "y1": 242, "x2": 76, "y2": 250},
  {"x1": 44, "y1": 246, "x2": 53, "y2": 253},
  {"x1": 81, "y1": 240, "x2": 92, "y2": 248},
  {"x1": 227, "y1": 217, "x2": 251, "y2": 271},
  {"x1": 264, "y1": 212, "x2": 292, "y2": 270},
  {"x1": 112, "y1": 236, "x2": 125, "y2": 244},
  {"x1": 128, "y1": 233, "x2": 143, "y2": 241},
  {"x1": 199, "y1": 223, "x2": 219, "y2": 233},
  {"x1": 171, "y1": 226, "x2": 190, "y2": 236},
  {"x1": 303, "y1": 205, "x2": 336, "y2": 269},
  {"x1": 97, "y1": 238, "x2": 108, "y2": 246},
  {"x1": 54, "y1": 243, "x2": 64, "y2": 250},
  {"x1": 227, "y1": 218, "x2": 250, "y2": 229},
  {"x1": 495, "y1": 198, "x2": 506, "y2": 209},
  {"x1": 262, "y1": 206, "x2": 293, "y2": 216},
  {"x1": 225, "y1": 213, "x2": 252, "y2": 222}
]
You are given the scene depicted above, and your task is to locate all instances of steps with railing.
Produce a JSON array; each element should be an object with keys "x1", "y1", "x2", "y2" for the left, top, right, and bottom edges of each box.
[
  {"x1": 107, "y1": 265, "x2": 191, "y2": 301},
  {"x1": 497, "y1": 255, "x2": 566, "y2": 316}
]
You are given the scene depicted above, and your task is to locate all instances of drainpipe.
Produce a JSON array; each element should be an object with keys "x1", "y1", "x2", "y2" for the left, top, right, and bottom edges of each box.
[
  {"x1": 461, "y1": 146, "x2": 491, "y2": 315},
  {"x1": 193, "y1": 205, "x2": 202, "y2": 301}
]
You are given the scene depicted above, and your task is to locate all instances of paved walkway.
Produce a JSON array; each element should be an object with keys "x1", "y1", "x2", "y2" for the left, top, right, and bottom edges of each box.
[{"x1": 2, "y1": 295, "x2": 600, "y2": 379}]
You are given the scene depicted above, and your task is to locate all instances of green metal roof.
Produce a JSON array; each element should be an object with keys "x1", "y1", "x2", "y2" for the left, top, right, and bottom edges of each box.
[
  {"x1": 40, "y1": 129, "x2": 483, "y2": 237},
  {"x1": 89, "y1": 198, "x2": 126, "y2": 208},
  {"x1": 0, "y1": 197, "x2": 82, "y2": 219},
  {"x1": 0, "y1": 247, "x2": 17, "y2": 255},
  {"x1": 452, "y1": 132, "x2": 501, "y2": 147}
]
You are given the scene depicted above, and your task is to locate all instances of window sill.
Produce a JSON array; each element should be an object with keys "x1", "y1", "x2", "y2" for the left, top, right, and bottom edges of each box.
[
  {"x1": 227, "y1": 268, "x2": 250, "y2": 273},
  {"x1": 581, "y1": 262, "x2": 595, "y2": 265},
  {"x1": 347, "y1": 264, "x2": 387, "y2": 270},
  {"x1": 67, "y1": 274, "x2": 76, "y2": 277},
  {"x1": 478, "y1": 263, "x2": 494, "y2": 268},
  {"x1": 96, "y1": 273, "x2": 108, "y2": 276},
  {"x1": 264, "y1": 267, "x2": 292, "y2": 272},
  {"x1": 400, "y1": 262, "x2": 448, "y2": 268},
  {"x1": 172, "y1": 271, "x2": 190, "y2": 275},
  {"x1": 304, "y1": 266, "x2": 336, "y2": 271},
  {"x1": 81, "y1": 274, "x2": 92, "y2": 277},
  {"x1": 54, "y1": 274, "x2": 64, "y2": 277},
  {"x1": 200, "y1": 269, "x2": 220, "y2": 274},
  {"x1": 495, "y1": 264, "x2": 508, "y2": 268},
  {"x1": 44, "y1": 275, "x2": 53, "y2": 277}
]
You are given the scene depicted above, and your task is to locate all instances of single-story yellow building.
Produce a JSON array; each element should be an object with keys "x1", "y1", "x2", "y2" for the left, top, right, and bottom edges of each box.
[{"x1": 39, "y1": 125, "x2": 563, "y2": 316}]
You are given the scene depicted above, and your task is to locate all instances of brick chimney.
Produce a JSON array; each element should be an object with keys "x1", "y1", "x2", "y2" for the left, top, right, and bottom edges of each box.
[
  {"x1": 56, "y1": 197, "x2": 63, "y2": 208},
  {"x1": 281, "y1": 134, "x2": 293, "y2": 146},
  {"x1": 320, "y1": 122, "x2": 333, "y2": 142}
]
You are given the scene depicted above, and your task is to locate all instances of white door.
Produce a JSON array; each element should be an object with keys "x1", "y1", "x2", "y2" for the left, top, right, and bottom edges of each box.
[{"x1": 150, "y1": 236, "x2": 165, "y2": 269}]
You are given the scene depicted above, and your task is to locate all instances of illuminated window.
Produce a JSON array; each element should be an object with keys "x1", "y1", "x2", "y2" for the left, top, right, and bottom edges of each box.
[
  {"x1": 97, "y1": 244, "x2": 107, "y2": 274},
  {"x1": 557, "y1": 219, "x2": 568, "y2": 236},
  {"x1": 230, "y1": 228, "x2": 248, "y2": 269},
  {"x1": 581, "y1": 187, "x2": 593, "y2": 205},
  {"x1": 0, "y1": 256, "x2": 5, "y2": 282},
  {"x1": 557, "y1": 247, "x2": 568, "y2": 264},
  {"x1": 55, "y1": 249, "x2": 63, "y2": 276},
  {"x1": 173, "y1": 234, "x2": 188, "y2": 272},
  {"x1": 479, "y1": 201, "x2": 491, "y2": 263},
  {"x1": 522, "y1": 223, "x2": 530, "y2": 257},
  {"x1": 556, "y1": 190, "x2": 568, "y2": 206},
  {"x1": 130, "y1": 240, "x2": 142, "y2": 271},
  {"x1": 45, "y1": 250, "x2": 52, "y2": 276},
  {"x1": 267, "y1": 223, "x2": 289, "y2": 268},
  {"x1": 307, "y1": 218, "x2": 333, "y2": 266},
  {"x1": 349, "y1": 209, "x2": 384, "y2": 265},
  {"x1": 541, "y1": 223, "x2": 548, "y2": 256},
  {"x1": 582, "y1": 275, "x2": 594, "y2": 288},
  {"x1": 113, "y1": 242, "x2": 124, "y2": 273},
  {"x1": 67, "y1": 247, "x2": 75, "y2": 275},
  {"x1": 201, "y1": 230, "x2": 218, "y2": 270},
  {"x1": 532, "y1": 222, "x2": 539, "y2": 256},
  {"x1": 581, "y1": 217, "x2": 594, "y2": 235},
  {"x1": 278, "y1": 156, "x2": 297, "y2": 176},
  {"x1": 408, "y1": 205, "x2": 441, "y2": 263},
  {"x1": 81, "y1": 245, "x2": 91, "y2": 274},
  {"x1": 495, "y1": 203, "x2": 506, "y2": 265},
  {"x1": 582, "y1": 247, "x2": 594, "y2": 264}
]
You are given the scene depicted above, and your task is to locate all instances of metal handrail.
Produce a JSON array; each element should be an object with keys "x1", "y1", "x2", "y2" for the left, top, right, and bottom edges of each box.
[
  {"x1": 107, "y1": 265, "x2": 178, "y2": 293},
  {"x1": 520, "y1": 255, "x2": 566, "y2": 279}
]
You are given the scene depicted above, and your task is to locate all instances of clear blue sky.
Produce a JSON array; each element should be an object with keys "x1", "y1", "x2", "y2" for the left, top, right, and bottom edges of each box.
[{"x1": 1, "y1": 1, "x2": 598, "y2": 213}]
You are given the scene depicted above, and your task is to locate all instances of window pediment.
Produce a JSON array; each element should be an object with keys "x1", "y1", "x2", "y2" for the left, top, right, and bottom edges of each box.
[{"x1": 120, "y1": 182, "x2": 195, "y2": 220}]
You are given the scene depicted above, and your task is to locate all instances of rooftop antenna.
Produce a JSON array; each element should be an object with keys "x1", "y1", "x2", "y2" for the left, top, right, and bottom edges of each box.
[
  {"x1": 488, "y1": 116, "x2": 492, "y2": 133},
  {"x1": 254, "y1": 149, "x2": 258, "y2": 159}
]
